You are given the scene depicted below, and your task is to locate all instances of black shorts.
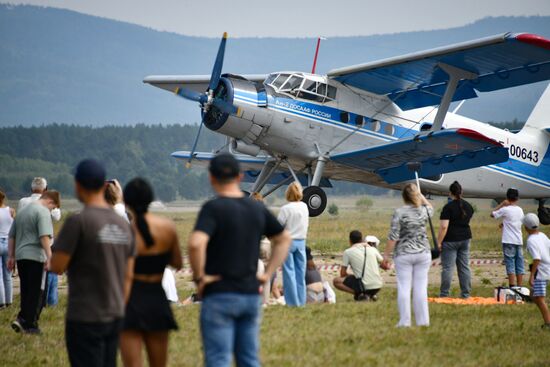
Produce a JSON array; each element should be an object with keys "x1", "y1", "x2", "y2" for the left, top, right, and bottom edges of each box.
[
  {"x1": 66, "y1": 318, "x2": 123, "y2": 367},
  {"x1": 343, "y1": 275, "x2": 380, "y2": 296}
]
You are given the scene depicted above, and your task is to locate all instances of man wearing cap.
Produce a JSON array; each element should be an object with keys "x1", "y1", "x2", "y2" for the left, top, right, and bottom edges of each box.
[
  {"x1": 8, "y1": 190, "x2": 60, "y2": 334},
  {"x1": 188, "y1": 153, "x2": 291, "y2": 367},
  {"x1": 523, "y1": 213, "x2": 550, "y2": 329},
  {"x1": 365, "y1": 235, "x2": 380, "y2": 248},
  {"x1": 50, "y1": 159, "x2": 135, "y2": 366}
]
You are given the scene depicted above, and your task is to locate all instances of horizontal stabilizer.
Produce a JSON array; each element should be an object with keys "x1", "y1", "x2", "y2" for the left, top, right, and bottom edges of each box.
[{"x1": 331, "y1": 129, "x2": 509, "y2": 184}]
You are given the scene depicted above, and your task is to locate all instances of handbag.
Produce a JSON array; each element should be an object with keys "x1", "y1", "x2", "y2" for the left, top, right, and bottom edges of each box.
[{"x1": 424, "y1": 205, "x2": 440, "y2": 260}]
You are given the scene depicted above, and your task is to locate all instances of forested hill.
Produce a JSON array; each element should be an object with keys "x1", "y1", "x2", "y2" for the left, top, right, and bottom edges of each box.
[
  {"x1": 0, "y1": 122, "x2": 522, "y2": 202},
  {"x1": 0, "y1": 124, "x2": 224, "y2": 201},
  {"x1": 1, "y1": 4, "x2": 549, "y2": 125}
]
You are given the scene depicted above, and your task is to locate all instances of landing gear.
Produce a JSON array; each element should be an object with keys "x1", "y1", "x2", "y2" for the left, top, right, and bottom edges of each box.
[
  {"x1": 302, "y1": 186, "x2": 327, "y2": 217},
  {"x1": 248, "y1": 154, "x2": 330, "y2": 217},
  {"x1": 301, "y1": 155, "x2": 328, "y2": 217}
]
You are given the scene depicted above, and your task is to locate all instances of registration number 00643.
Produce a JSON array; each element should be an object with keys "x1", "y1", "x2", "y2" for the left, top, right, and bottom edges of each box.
[{"x1": 509, "y1": 144, "x2": 539, "y2": 163}]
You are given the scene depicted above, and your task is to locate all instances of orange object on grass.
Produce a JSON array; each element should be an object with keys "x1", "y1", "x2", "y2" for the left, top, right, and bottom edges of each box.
[{"x1": 428, "y1": 297, "x2": 504, "y2": 305}]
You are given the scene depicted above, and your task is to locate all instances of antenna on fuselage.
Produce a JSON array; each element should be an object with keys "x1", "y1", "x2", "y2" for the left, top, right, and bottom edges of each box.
[{"x1": 311, "y1": 37, "x2": 326, "y2": 74}]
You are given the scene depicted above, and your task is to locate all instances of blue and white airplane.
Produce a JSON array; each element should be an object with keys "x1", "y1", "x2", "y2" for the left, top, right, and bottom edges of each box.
[{"x1": 144, "y1": 32, "x2": 550, "y2": 219}]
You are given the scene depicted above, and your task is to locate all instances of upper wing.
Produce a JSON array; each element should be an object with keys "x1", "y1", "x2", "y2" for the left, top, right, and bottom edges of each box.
[
  {"x1": 328, "y1": 33, "x2": 550, "y2": 110},
  {"x1": 331, "y1": 129, "x2": 508, "y2": 184},
  {"x1": 144, "y1": 74, "x2": 267, "y2": 93}
]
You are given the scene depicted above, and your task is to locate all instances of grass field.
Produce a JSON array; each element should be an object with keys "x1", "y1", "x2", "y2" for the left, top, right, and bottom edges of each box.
[{"x1": 1, "y1": 196, "x2": 549, "y2": 366}]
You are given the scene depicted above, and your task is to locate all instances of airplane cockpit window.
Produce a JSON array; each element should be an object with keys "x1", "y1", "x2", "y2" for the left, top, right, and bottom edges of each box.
[
  {"x1": 266, "y1": 73, "x2": 337, "y2": 103},
  {"x1": 271, "y1": 74, "x2": 290, "y2": 88},
  {"x1": 280, "y1": 75, "x2": 303, "y2": 92}
]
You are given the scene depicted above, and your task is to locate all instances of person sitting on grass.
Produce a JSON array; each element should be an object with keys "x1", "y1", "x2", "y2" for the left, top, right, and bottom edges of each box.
[
  {"x1": 305, "y1": 247, "x2": 325, "y2": 304},
  {"x1": 523, "y1": 213, "x2": 550, "y2": 330},
  {"x1": 333, "y1": 230, "x2": 384, "y2": 301},
  {"x1": 491, "y1": 188, "x2": 525, "y2": 288}
]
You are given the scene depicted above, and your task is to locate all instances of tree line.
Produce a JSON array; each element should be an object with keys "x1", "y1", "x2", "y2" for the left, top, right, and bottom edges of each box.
[{"x1": 0, "y1": 122, "x2": 521, "y2": 202}]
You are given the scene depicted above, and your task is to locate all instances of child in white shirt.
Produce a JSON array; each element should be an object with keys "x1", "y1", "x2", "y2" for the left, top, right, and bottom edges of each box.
[
  {"x1": 491, "y1": 188, "x2": 525, "y2": 287},
  {"x1": 523, "y1": 213, "x2": 550, "y2": 329}
]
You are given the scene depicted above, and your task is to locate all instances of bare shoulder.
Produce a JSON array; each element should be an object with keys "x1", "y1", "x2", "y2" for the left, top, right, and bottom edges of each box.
[{"x1": 148, "y1": 214, "x2": 177, "y2": 232}]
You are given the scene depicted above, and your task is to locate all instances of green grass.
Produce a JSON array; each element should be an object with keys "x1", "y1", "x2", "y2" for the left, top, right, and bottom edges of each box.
[
  {"x1": 2, "y1": 196, "x2": 549, "y2": 366},
  {"x1": 1, "y1": 286, "x2": 549, "y2": 366}
]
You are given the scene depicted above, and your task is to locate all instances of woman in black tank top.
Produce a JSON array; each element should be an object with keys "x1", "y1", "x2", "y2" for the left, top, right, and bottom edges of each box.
[{"x1": 120, "y1": 178, "x2": 183, "y2": 367}]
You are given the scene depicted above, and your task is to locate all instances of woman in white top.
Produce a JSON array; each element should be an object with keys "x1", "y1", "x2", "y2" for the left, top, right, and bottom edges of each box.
[
  {"x1": 278, "y1": 182, "x2": 309, "y2": 306},
  {"x1": 0, "y1": 190, "x2": 15, "y2": 308}
]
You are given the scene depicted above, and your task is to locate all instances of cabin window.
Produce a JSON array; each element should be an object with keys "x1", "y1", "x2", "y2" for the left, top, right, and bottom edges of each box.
[
  {"x1": 327, "y1": 85, "x2": 337, "y2": 99},
  {"x1": 371, "y1": 120, "x2": 381, "y2": 132},
  {"x1": 384, "y1": 124, "x2": 395, "y2": 136},
  {"x1": 355, "y1": 115, "x2": 364, "y2": 126},
  {"x1": 340, "y1": 112, "x2": 349, "y2": 123}
]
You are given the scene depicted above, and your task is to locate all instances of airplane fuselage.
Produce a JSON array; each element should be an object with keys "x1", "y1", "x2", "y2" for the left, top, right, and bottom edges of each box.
[{"x1": 211, "y1": 72, "x2": 550, "y2": 199}]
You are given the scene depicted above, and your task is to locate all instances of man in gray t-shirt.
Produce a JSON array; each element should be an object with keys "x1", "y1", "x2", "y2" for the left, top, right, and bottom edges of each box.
[
  {"x1": 8, "y1": 191, "x2": 60, "y2": 333},
  {"x1": 53, "y1": 208, "x2": 135, "y2": 322},
  {"x1": 51, "y1": 159, "x2": 135, "y2": 367}
]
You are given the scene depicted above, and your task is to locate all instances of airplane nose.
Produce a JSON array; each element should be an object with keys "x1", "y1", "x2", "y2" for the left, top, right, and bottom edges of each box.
[{"x1": 203, "y1": 77, "x2": 234, "y2": 131}]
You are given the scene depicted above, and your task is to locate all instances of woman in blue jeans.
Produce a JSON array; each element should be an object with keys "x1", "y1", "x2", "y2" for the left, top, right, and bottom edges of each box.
[
  {"x1": 436, "y1": 181, "x2": 474, "y2": 298},
  {"x1": 278, "y1": 182, "x2": 309, "y2": 307},
  {"x1": 0, "y1": 190, "x2": 15, "y2": 308}
]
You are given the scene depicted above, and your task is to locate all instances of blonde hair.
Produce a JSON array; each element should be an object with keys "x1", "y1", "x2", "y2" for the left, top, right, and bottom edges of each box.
[
  {"x1": 104, "y1": 183, "x2": 119, "y2": 206},
  {"x1": 402, "y1": 183, "x2": 421, "y2": 207},
  {"x1": 251, "y1": 192, "x2": 264, "y2": 202},
  {"x1": 285, "y1": 182, "x2": 303, "y2": 202}
]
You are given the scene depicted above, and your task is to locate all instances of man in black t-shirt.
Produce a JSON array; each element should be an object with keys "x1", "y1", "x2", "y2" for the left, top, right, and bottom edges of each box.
[
  {"x1": 188, "y1": 154, "x2": 290, "y2": 367},
  {"x1": 436, "y1": 181, "x2": 474, "y2": 298}
]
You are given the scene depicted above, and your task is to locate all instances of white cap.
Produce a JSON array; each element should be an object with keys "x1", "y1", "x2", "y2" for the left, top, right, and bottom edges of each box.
[
  {"x1": 522, "y1": 213, "x2": 540, "y2": 230},
  {"x1": 365, "y1": 235, "x2": 380, "y2": 246}
]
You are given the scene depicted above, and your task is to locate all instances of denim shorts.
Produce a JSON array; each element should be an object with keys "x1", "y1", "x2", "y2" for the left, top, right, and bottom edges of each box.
[
  {"x1": 502, "y1": 243, "x2": 525, "y2": 275},
  {"x1": 533, "y1": 278, "x2": 547, "y2": 297}
]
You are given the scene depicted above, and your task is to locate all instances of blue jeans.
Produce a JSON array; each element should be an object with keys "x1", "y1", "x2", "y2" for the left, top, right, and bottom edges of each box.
[
  {"x1": 440, "y1": 240, "x2": 471, "y2": 298},
  {"x1": 200, "y1": 293, "x2": 262, "y2": 367},
  {"x1": 282, "y1": 239, "x2": 306, "y2": 307},
  {"x1": 0, "y1": 237, "x2": 12, "y2": 305},
  {"x1": 46, "y1": 272, "x2": 58, "y2": 306},
  {"x1": 502, "y1": 243, "x2": 525, "y2": 275}
]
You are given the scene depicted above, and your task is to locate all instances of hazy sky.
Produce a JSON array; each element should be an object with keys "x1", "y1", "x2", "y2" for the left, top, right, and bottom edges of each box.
[{"x1": 6, "y1": 0, "x2": 550, "y2": 37}]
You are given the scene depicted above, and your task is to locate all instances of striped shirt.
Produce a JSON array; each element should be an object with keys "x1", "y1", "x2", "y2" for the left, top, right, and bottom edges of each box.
[{"x1": 388, "y1": 205, "x2": 433, "y2": 257}]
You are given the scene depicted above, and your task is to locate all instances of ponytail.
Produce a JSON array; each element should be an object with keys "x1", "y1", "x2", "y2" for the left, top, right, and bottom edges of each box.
[
  {"x1": 450, "y1": 181, "x2": 466, "y2": 219},
  {"x1": 124, "y1": 178, "x2": 155, "y2": 247}
]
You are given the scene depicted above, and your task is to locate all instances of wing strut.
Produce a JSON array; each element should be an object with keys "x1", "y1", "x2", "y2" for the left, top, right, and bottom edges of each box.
[{"x1": 431, "y1": 63, "x2": 477, "y2": 131}]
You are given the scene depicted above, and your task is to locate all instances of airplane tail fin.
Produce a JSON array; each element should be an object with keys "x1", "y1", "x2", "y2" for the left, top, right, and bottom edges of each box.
[{"x1": 523, "y1": 83, "x2": 550, "y2": 132}]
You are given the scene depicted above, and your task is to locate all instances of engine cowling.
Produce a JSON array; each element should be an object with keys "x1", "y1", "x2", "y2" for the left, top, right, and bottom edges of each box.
[{"x1": 205, "y1": 76, "x2": 271, "y2": 146}]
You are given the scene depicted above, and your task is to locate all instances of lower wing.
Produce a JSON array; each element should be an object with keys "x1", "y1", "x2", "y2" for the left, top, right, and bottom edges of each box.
[{"x1": 331, "y1": 129, "x2": 508, "y2": 184}]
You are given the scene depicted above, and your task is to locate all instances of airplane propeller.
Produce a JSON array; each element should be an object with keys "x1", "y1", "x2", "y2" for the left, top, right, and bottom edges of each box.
[{"x1": 174, "y1": 32, "x2": 239, "y2": 168}]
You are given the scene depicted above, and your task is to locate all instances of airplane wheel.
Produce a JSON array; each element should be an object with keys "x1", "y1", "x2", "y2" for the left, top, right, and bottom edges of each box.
[{"x1": 302, "y1": 186, "x2": 327, "y2": 217}]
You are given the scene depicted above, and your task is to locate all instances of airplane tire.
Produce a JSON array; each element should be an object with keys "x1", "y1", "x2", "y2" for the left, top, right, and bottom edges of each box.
[{"x1": 302, "y1": 186, "x2": 327, "y2": 217}]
